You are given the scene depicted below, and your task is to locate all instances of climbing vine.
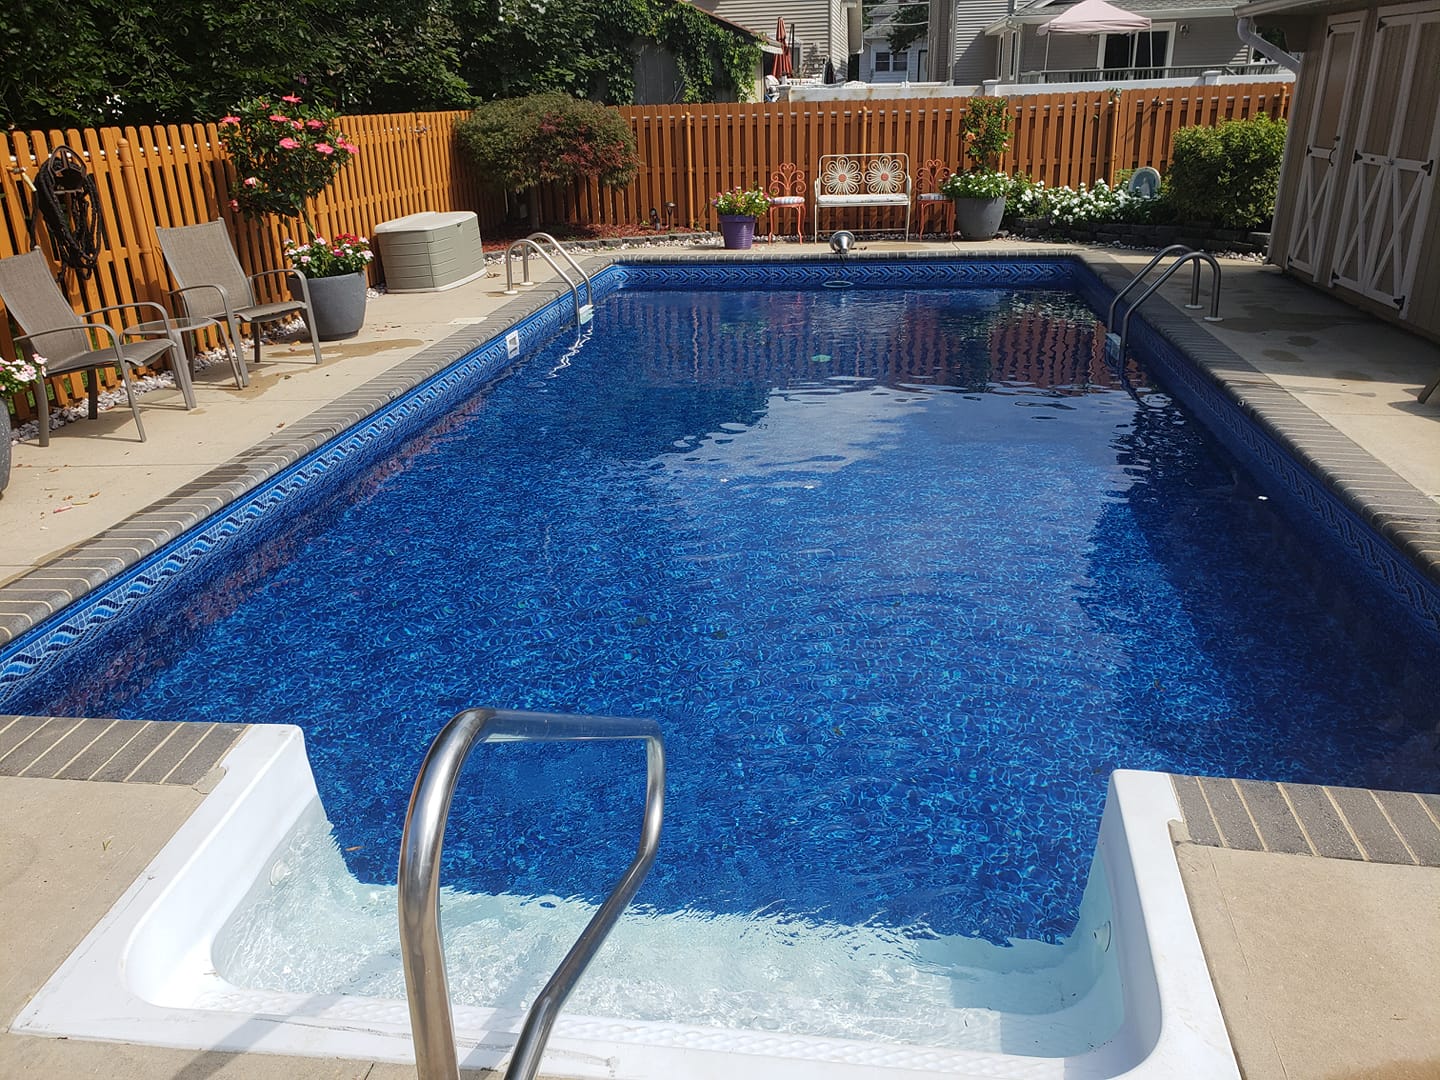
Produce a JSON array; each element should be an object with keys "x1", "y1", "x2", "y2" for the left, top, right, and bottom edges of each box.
[{"x1": 656, "y1": 3, "x2": 762, "y2": 104}]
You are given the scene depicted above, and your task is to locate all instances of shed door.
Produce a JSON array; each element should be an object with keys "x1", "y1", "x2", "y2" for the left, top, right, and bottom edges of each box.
[
  {"x1": 1329, "y1": 6, "x2": 1440, "y2": 314},
  {"x1": 1284, "y1": 15, "x2": 1362, "y2": 277}
]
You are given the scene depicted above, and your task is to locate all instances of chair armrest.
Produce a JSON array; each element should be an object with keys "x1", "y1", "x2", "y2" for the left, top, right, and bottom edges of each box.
[
  {"x1": 254, "y1": 267, "x2": 311, "y2": 308},
  {"x1": 250, "y1": 268, "x2": 301, "y2": 285},
  {"x1": 83, "y1": 301, "x2": 174, "y2": 325},
  {"x1": 170, "y1": 283, "x2": 234, "y2": 319},
  {"x1": 19, "y1": 321, "x2": 127, "y2": 360}
]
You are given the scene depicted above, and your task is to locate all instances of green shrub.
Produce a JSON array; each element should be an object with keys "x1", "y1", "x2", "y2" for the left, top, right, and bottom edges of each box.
[
  {"x1": 961, "y1": 97, "x2": 1012, "y2": 172},
  {"x1": 456, "y1": 93, "x2": 640, "y2": 201},
  {"x1": 1165, "y1": 115, "x2": 1287, "y2": 229}
]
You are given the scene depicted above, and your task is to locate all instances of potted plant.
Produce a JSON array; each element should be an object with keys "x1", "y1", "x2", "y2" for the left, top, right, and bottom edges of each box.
[
  {"x1": 218, "y1": 95, "x2": 364, "y2": 336},
  {"x1": 712, "y1": 187, "x2": 771, "y2": 249},
  {"x1": 941, "y1": 97, "x2": 1013, "y2": 241},
  {"x1": 281, "y1": 234, "x2": 374, "y2": 340},
  {"x1": 1, "y1": 353, "x2": 45, "y2": 493}
]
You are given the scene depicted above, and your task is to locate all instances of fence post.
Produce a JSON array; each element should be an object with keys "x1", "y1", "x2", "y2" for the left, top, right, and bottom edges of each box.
[
  {"x1": 117, "y1": 136, "x2": 163, "y2": 303},
  {"x1": 1105, "y1": 92, "x2": 1121, "y2": 184},
  {"x1": 683, "y1": 112, "x2": 696, "y2": 228}
]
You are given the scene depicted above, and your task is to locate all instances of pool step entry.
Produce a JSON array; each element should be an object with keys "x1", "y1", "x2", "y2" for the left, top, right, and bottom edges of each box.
[
  {"x1": 398, "y1": 708, "x2": 665, "y2": 1080},
  {"x1": 1105, "y1": 245, "x2": 1222, "y2": 363},
  {"x1": 503, "y1": 233, "x2": 595, "y2": 325}
]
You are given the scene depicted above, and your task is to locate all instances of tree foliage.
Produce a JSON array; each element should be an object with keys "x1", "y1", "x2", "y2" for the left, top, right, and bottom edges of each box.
[{"x1": 1, "y1": 0, "x2": 755, "y2": 129}]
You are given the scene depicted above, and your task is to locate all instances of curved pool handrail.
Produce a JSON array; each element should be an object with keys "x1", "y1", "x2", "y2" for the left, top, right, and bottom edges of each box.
[
  {"x1": 1114, "y1": 250, "x2": 1223, "y2": 362},
  {"x1": 398, "y1": 707, "x2": 665, "y2": 1080},
  {"x1": 1105, "y1": 243, "x2": 1203, "y2": 327}
]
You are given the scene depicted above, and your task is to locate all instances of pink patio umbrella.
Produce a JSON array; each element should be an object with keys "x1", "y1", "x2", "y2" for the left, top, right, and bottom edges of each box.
[{"x1": 1038, "y1": 0, "x2": 1151, "y2": 74}]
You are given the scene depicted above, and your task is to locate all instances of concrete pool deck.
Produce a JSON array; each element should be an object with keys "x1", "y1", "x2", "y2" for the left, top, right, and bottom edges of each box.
[{"x1": 2, "y1": 237, "x2": 1439, "y2": 1079}]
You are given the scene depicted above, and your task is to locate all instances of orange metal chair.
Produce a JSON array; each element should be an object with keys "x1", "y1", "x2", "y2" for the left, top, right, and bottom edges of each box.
[
  {"x1": 767, "y1": 164, "x2": 807, "y2": 241},
  {"x1": 915, "y1": 159, "x2": 955, "y2": 240}
]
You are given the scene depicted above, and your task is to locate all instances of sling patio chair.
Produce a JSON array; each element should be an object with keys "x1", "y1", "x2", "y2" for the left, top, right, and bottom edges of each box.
[
  {"x1": 155, "y1": 220, "x2": 322, "y2": 388},
  {"x1": 0, "y1": 249, "x2": 193, "y2": 445}
]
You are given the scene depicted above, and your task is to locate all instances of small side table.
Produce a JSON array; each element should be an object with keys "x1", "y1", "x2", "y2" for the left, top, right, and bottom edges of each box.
[{"x1": 125, "y1": 314, "x2": 236, "y2": 397}]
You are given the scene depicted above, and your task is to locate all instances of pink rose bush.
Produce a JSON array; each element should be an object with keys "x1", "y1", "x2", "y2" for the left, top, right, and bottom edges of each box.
[{"x1": 217, "y1": 95, "x2": 357, "y2": 236}]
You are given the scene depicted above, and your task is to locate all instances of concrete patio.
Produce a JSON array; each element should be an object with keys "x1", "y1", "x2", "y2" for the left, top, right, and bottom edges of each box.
[{"x1": 2, "y1": 237, "x2": 1439, "y2": 1080}]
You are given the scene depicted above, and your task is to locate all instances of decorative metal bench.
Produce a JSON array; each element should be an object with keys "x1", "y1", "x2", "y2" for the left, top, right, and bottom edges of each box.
[{"x1": 812, "y1": 153, "x2": 912, "y2": 241}]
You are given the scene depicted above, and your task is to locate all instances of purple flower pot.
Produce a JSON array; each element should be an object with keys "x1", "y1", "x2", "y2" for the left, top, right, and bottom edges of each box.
[{"x1": 718, "y1": 215, "x2": 757, "y2": 250}]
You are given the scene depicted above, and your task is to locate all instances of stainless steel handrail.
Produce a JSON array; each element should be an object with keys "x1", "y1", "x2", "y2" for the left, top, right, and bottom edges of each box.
[
  {"x1": 398, "y1": 708, "x2": 665, "y2": 1080},
  {"x1": 1113, "y1": 250, "x2": 1223, "y2": 360},
  {"x1": 502, "y1": 233, "x2": 594, "y2": 327},
  {"x1": 524, "y1": 232, "x2": 594, "y2": 298},
  {"x1": 1106, "y1": 244, "x2": 1204, "y2": 326}
]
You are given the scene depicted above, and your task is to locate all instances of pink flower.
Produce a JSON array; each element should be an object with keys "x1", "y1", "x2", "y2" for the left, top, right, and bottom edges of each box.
[
  {"x1": 243, "y1": 176, "x2": 259, "y2": 187},
  {"x1": 315, "y1": 143, "x2": 335, "y2": 155},
  {"x1": 220, "y1": 115, "x2": 240, "y2": 125},
  {"x1": 229, "y1": 198, "x2": 240, "y2": 210},
  {"x1": 282, "y1": 94, "x2": 302, "y2": 104},
  {"x1": 306, "y1": 119, "x2": 325, "y2": 130},
  {"x1": 269, "y1": 113, "x2": 289, "y2": 122},
  {"x1": 278, "y1": 137, "x2": 300, "y2": 149},
  {"x1": 340, "y1": 140, "x2": 358, "y2": 154},
  {"x1": 291, "y1": 120, "x2": 303, "y2": 130}
]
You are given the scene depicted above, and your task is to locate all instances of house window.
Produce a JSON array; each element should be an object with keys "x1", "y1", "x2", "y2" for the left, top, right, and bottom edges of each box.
[
  {"x1": 875, "y1": 50, "x2": 894, "y2": 72},
  {"x1": 1099, "y1": 26, "x2": 1173, "y2": 73}
]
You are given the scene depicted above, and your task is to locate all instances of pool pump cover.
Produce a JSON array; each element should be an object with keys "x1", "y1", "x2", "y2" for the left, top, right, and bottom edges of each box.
[{"x1": 373, "y1": 211, "x2": 485, "y2": 293}]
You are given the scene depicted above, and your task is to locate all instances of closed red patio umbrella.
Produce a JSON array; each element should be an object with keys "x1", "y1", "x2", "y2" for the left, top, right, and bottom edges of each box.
[{"x1": 773, "y1": 17, "x2": 794, "y2": 79}]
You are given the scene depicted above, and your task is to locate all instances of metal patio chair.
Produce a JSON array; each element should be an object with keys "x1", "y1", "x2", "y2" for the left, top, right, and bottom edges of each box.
[
  {"x1": 155, "y1": 220, "x2": 322, "y2": 388},
  {"x1": 0, "y1": 249, "x2": 192, "y2": 445}
]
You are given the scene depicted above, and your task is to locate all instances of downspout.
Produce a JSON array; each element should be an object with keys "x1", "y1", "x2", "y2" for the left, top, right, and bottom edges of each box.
[{"x1": 1237, "y1": 17, "x2": 1302, "y2": 73}]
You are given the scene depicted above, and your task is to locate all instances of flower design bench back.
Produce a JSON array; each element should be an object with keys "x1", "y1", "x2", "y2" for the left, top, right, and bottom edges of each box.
[
  {"x1": 766, "y1": 163, "x2": 807, "y2": 241},
  {"x1": 915, "y1": 159, "x2": 955, "y2": 240},
  {"x1": 813, "y1": 153, "x2": 912, "y2": 241}
]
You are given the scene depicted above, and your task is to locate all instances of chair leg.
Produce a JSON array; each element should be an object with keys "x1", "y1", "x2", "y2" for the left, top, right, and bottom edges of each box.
[
  {"x1": 168, "y1": 334, "x2": 197, "y2": 410},
  {"x1": 303, "y1": 303, "x2": 322, "y2": 364},
  {"x1": 112, "y1": 363, "x2": 145, "y2": 442},
  {"x1": 34, "y1": 376, "x2": 49, "y2": 448},
  {"x1": 222, "y1": 316, "x2": 249, "y2": 388}
]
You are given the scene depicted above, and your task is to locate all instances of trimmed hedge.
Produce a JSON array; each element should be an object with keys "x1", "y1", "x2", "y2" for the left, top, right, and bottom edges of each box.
[{"x1": 1166, "y1": 115, "x2": 1287, "y2": 230}]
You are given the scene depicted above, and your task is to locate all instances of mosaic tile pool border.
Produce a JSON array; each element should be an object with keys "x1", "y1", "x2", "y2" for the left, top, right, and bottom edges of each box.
[{"x1": 1, "y1": 251, "x2": 1437, "y2": 714}]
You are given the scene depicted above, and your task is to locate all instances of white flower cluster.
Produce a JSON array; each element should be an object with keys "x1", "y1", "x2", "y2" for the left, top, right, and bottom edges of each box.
[{"x1": 1016, "y1": 178, "x2": 1161, "y2": 226}]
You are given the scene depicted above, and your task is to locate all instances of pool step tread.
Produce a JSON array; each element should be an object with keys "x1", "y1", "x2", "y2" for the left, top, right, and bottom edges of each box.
[
  {"x1": 1173, "y1": 773, "x2": 1440, "y2": 867},
  {"x1": 0, "y1": 716, "x2": 244, "y2": 785}
]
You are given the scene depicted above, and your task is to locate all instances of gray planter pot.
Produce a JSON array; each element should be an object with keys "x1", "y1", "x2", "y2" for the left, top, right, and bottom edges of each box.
[
  {"x1": 953, "y1": 196, "x2": 1006, "y2": 241},
  {"x1": 292, "y1": 272, "x2": 367, "y2": 341},
  {"x1": 1, "y1": 404, "x2": 11, "y2": 495}
]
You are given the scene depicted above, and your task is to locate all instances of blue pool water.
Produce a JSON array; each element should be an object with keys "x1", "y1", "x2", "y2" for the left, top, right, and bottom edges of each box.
[{"x1": 12, "y1": 282, "x2": 1440, "y2": 948}]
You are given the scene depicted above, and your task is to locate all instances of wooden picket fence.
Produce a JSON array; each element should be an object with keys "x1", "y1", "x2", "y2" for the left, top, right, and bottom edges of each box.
[
  {"x1": 0, "y1": 111, "x2": 489, "y2": 421},
  {"x1": 1, "y1": 82, "x2": 1289, "y2": 423}
]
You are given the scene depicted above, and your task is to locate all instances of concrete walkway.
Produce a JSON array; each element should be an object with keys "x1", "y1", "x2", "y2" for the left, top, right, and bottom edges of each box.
[{"x1": 2, "y1": 237, "x2": 1439, "y2": 1080}]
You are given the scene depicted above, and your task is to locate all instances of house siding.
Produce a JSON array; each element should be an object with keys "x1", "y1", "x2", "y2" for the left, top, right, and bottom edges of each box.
[
  {"x1": 699, "y1": 0, "x2": 846, "y2": 72},
  {"x1": 952, "y1": 0, "x2": 1011, "y2": 81}
]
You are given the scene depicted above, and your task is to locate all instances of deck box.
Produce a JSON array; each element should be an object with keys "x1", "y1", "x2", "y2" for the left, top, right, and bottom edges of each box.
[{"x1": 372, "y1": 211, "x2": 485, "y2": 293}]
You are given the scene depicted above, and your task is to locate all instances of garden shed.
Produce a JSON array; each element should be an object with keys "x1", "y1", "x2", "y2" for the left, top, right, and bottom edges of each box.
[{"x1": 1247, "y1": 0, "x2": 1440, "y2": 342}]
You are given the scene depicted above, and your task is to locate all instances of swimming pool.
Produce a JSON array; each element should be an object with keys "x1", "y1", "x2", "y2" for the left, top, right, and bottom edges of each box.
[{"x1": 8, "y1": 255, "x2": 1440, "y2": 1073}]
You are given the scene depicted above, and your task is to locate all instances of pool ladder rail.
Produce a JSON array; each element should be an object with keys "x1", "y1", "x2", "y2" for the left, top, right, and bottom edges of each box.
[
  {"x1": 503, "y1": 232, "x2": 595, "y2": 325},
  {"x1": 398, "y1": 707, "x2": 665, "y2": 1080},
  {"x1": 1104, "y1": 244, "x2": 1222, "y2": 364}
]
